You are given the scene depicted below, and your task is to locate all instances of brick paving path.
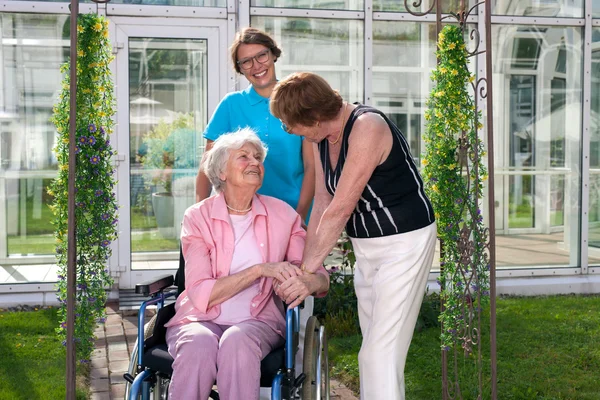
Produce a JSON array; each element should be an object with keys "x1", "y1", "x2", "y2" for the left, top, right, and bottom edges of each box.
[{"x1": 90, "y1": 302, "x2": 358, "y2": 400}]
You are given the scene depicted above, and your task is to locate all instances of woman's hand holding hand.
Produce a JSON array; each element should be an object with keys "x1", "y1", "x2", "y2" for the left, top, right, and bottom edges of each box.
[
  {"x1": 274, "y1": 275, "x2": 320, "y2": 309},
  {"x1": 260, "y1": 262, "x2": 303, "y2": 283}
]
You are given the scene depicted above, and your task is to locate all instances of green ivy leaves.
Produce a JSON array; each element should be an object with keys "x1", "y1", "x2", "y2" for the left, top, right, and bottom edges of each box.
[
  {"x1": 50, "y1": 14, "x2": 118, "y2": 363},
  {"x1": 423, "y1": 25, "x2": 490, "y2": 351}
]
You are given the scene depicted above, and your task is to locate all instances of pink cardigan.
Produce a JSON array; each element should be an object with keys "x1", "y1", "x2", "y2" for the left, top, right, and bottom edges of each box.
[{"x1": 165, "y1": 193, "x2": 328, "y2": 336}]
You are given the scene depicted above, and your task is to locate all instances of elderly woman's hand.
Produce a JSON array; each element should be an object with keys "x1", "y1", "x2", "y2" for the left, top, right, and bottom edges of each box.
[
  {"x1": 275, "y1": 275, "x2": 326, "y2": 309},
  {"x1": 260, "y1": 262, "x2": 303, "y2": 283}
]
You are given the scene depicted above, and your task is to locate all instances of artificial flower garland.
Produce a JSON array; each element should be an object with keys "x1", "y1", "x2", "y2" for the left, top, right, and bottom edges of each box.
[
  {"x1": 50, "y1": 14, "x2": 118, "y2": 362},
  {"x1": 423, "y1": 25, "x2": 490, "y2": 351}
]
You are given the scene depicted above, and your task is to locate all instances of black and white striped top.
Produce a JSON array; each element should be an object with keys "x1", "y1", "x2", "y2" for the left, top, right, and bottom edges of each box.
[{"x1": 319, "y1": 104, "x2": 435, "y2": 239}]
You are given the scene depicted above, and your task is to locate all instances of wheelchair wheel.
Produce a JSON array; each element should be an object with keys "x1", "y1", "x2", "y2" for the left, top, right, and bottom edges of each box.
[
  {"x1": 302, "y1": 317, "x2": 329, "y2": 399},
  {"x1": 124, "y1": 313, "x2": 159, "y2": 400}
]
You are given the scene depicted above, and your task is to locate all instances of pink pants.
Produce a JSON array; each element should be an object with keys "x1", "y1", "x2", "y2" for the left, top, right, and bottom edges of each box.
[{"x1": 165, "y1": 319, "x2": 283, "y2": 400}]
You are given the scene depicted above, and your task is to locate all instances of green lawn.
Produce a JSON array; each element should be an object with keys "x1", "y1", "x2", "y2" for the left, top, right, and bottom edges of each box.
[
  {"x1": 0, "y1": 307, "x2": 88, "y2": 400},
  {"x1": 328, "y1": 295, "x2": 600, "y2": 399}
]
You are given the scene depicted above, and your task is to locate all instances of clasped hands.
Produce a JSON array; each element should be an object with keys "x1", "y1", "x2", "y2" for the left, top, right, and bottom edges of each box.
[{"x1": 260, "y1": 262, "x2": 314, "y2": 309}]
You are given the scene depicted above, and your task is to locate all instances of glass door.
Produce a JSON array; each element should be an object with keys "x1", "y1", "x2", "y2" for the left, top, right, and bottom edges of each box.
[{"x1": 112, "y1": 21, "x2": 224, "y2": 288}]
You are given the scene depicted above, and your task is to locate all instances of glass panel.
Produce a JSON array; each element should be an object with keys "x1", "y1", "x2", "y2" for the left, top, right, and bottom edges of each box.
[
  {"x1": 129, "y1": 38, "x2": 207, "y2": 263},
  {"x1": 374, "y1": 0, "x2": 476, "y2": 13},
  {"x1": 17, "y1": 0, "x2": 227, "y2": 5},
  {"x1": 589, "y1": 29, "x2": 600, "y2": 265},
  {"x1": 493, "y1": 0, "x2": 583, "y2": 18},
  {"x1": 110, "y1": 0, "x2": 226, "y2": 6},
  {"x1": 1, "y1": 14, "x2": 69, "y2": 258},
  {"x1": 252, "y1": 0, "x2": 363, "y2": 10},
  {"x1": 372, "y1": 21, "x2": 437, "y2": 166},
  {"x1": 493, "y1": 25, "x2": 582, "y2": 268},
  {"x1": 251, "y1": 17, "x2": 364, "y2": 103}
]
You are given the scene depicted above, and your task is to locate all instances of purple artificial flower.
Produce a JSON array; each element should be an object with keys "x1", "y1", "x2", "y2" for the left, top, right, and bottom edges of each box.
[
  {"x1": 87, "y1": 136, "x2": 96, "y2": 145},
  {"x1": 112, "y1": 219, "x2": 118, "y2": 225},
  {"x1": 99, "y1": 126, "x2": 106, "y2": 135},
  {"x1": 101, "y1": 240, "x2": 110, "y2": 247},
  {"x1": 101, "y1": 213, "x2": 110, "y2": 221},
  {"x1": 79, "y1": 136, "x2": 88, "y2": 145},
  {"x1": 95, "y1": 189, "x2": 103, "y2": 197},
  {"x1": 77, "y1": 283, "x2": 87, "y2": 290},
  {"x1": 89, "y1": 155, "x2": 100, "y2": 165},
  {"x1": 88, "y1": 123, "x2": 97, "y2": 133},
  {"x1": 75, "y1": 146, "x2": 81, "y2": 154}
]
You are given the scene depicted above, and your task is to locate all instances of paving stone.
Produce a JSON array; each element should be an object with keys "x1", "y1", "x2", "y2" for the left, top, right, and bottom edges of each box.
[
  {"x1": 90, "y1": 367, "x2": 109, "y2": 380},
  {"x1": 109, "y1": 349, "x2": 130, "y2": 362},
  {"x1": 90, "y1": 377, "x2": 110, "y2": 393},
  {"x1": 110, "y1": 383, "x2": 126, "y2": 398},
  {"x1": 110, "y1": 371, "x2": 127, "y2": 385},
  {"x1": 109, "y1": 360, "x2": 131, "y2": 373},
  {"x1": 106, "y1": 314, "x2": 122, "y2": 325},
  {"x1": 107, "y1": 341, "x2": 128, "y2": 352},
  {"x1": 105, "y1": 325, "x2": 124, "y2": 336},
  {"x1": 91, "y1": 348, "x2": 106, "y2": 359},
  {"x1": 91, "y1": 357, "x2": 108, "y2": 369},
  {"x1": 90, "y1": 391, "x2": 110, "y2": 400}
]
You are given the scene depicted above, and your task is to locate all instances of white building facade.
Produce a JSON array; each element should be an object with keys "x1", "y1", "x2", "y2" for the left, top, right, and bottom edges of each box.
[{"x1": 1, "y1": 0, "x2": 600, "y2": 305}]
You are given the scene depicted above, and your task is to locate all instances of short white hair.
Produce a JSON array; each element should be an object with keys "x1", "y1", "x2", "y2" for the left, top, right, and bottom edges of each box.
[{"x1": 201, "y1": 127, "x2": 268, "y2": 193}]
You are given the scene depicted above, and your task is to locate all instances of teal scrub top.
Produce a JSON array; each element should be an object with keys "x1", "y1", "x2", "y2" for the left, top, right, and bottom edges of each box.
[{"x1": 203, "y1": 85, "x2": 305, "y2": 211}]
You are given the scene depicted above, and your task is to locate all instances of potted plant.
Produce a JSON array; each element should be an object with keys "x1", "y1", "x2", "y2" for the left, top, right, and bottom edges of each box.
[{"x1": 139, "y1": 112, "x2": 198, "y2": 239}]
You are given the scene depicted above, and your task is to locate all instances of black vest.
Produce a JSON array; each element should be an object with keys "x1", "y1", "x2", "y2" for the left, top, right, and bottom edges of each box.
[{"x1": 318, "y1": 104, "x2": 435, "y2": 238}]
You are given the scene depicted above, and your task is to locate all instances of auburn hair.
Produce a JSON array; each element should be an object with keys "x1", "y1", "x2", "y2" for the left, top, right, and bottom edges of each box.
[{"x1": 270, "y1": 72, "x2": 343, "y2": 127}]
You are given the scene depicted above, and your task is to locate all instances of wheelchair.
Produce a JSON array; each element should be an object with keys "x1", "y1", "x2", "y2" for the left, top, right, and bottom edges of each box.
[{"x1": 124, "y1": 250, "x2": 330, "y2": 400}]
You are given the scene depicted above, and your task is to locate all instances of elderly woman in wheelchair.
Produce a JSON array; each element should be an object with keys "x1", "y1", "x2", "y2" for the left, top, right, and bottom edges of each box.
[{"x1": 127, "y1": 127, "x2": 330, "y2": 400}]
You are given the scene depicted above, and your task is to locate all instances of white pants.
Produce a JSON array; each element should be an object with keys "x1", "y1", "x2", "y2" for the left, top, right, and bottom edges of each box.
[{"x1": 351, "y1": 222, "x2": 437, "y2": 400}]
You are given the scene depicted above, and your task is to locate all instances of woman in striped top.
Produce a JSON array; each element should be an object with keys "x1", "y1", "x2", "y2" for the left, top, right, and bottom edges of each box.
[{"x1": 270, "y1": 72, "x2": 437, "y2": 400}]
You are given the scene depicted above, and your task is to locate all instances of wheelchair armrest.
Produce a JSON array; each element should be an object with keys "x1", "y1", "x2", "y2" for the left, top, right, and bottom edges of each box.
[{"x1": 135, "y1": 274, "x2": 175, "y2": 297}]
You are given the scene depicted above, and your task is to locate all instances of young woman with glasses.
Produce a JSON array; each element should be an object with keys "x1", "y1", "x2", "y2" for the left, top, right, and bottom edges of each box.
[{"x1": 195, "y1": 27, "x2": 315, "y2": 225}]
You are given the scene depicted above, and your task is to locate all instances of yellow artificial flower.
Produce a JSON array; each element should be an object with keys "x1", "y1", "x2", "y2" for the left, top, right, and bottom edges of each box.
[
  {"x1": 103, "y1": 30, "x2": 109, "y2": 38},
  {"x1": 448, "y1": 42, "x2": 456, "y2": 50},
  {"x1": 83, "y1": 88, "x2": 92, "y2": 94},
  {"x1": 99, "y1": 86, "x2": 106, "y2": 92},
  {"x1": 98, "y1": 111, "x2": 107, "y2": 117},
  {"x1": 93, "y1": 22, "x2": 103, "y2": 32},
  {"x1": 62, "y1": 138, "x2": 69, "y2": 144},
  {"x1": 77, "y1": 50, "x2": 85, "y2": 57},
  {"x1": 451, "y1": 69, "x2": 458, "y2": 76},
  {"x1": 432, "y1": 184, "x2": 439, "y2": 193},
  {"x1": 440, "y1": 67, "x2": 447, "y2": 74},
  {"x1": 448, "y1": 164, "x2": 457, "y2": 171},
  {"x1": 469, "y1": 75, "x2": 475, "y2": 83},
  {"x1": 77, "y1": 25, "x2": 85, "y2": 33},
  {"x1": 435, "y1": 91, "x2": 445, "y2": 97},
  {"x1": 60, "y1": 164, "x2": 69, "y2": 171},
  {"x1": 422, "y1": 158, "x2": 429, "y2": 166}
]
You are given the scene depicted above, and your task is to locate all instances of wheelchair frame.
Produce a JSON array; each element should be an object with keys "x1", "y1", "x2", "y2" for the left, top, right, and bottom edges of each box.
[{"x1": 124, "y1": 274, "x2": 330, "y2": 400}]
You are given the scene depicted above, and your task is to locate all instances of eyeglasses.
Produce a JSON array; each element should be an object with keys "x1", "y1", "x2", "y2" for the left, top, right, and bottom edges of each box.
[
  {"x1": 281, "y1": 122, "x2": 292, "y2": 133},
  {"x1": 237, "y1": 49, "x2": 271, "y2": 71}
]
